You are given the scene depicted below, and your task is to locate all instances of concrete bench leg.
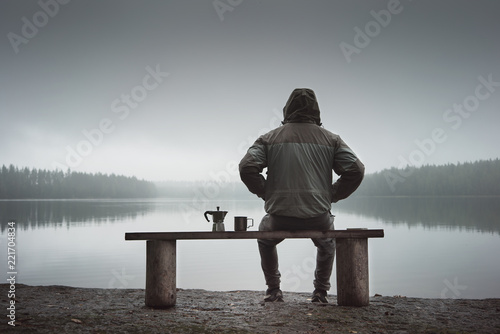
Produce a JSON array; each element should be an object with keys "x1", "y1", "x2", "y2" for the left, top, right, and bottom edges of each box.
[
  {"x1": 336, "y1": 238, "x2": 369, "y2": 306},
  {"x1": 145, "y1": 240, "x2": 176, "y2": 308}
]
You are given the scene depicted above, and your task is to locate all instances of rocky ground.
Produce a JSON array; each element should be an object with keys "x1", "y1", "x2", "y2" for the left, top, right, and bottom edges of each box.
[{"x1": 1, "y1": 284, "x2": 500, "y2": 333}]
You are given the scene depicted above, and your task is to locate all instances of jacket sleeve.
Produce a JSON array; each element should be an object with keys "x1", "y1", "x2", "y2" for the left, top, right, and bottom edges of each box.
[
  {"x1": 331, "y1": 137, "x2": 365, "y2": 203},
  {"x1": 239, "y1": 137, "x2": 267, "y2": 199}
]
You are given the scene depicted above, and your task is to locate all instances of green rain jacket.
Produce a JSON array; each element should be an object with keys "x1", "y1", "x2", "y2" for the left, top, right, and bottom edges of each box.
[{"x1": 239, "y1": 88, "x2": 365, "y2": 218}]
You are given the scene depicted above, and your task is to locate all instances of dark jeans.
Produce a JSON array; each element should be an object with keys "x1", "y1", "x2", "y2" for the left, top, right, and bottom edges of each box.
[{"x1": 257, "y1": 212, "x2": 335, "y2": 291}]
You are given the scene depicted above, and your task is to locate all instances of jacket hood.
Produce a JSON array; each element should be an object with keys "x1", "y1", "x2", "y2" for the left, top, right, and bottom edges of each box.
[{"x1": 282, "y1": 88, "x2": 321, "y2": 125}]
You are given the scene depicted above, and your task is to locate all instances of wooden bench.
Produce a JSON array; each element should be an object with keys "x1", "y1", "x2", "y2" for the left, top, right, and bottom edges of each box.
[{"x1": 125, "y1": 229, "x2": 384, "y2": 308}]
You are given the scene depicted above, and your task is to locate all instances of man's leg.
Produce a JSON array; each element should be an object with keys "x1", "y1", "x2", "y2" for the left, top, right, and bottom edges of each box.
[
  {"x1": 311, "y1": 214, "x2": 336, "y2": 293},
  {"x1": 257, "y1": 214, "x2": 283, "y2": 291}
]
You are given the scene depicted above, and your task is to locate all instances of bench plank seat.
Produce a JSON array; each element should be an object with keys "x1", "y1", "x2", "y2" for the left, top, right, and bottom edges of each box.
[{"x1": 125, "y1": 229, "x2": 384, "y2": 241}]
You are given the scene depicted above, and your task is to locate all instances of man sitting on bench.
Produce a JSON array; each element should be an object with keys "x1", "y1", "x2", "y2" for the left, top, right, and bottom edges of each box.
[{"x1": 239, "y1": 88, "x2": 365, "y2": 303}]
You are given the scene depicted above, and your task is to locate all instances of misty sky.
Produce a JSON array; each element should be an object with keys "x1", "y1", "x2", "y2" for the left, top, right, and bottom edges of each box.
[{"x1": 1, "y1": 0, "x2": 499, "y2": 182}]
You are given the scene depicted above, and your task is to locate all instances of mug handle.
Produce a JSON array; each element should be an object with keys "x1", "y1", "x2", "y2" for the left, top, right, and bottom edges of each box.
[{"x1": 247, "y1": 218, "x2": 254, "y2": 228}]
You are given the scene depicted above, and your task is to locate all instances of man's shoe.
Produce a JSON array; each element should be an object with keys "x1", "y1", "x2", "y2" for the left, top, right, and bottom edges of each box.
[
  {"x1": 264, "y1": 288, "x2": 284, "y2": 302},
  {"x1": 311, "y1": 288, "x2": 328, "y2": 304}
]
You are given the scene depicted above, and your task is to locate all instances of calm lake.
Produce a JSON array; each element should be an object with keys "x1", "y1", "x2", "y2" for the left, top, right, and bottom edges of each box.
[{"x1": 1, "y1": 197, "x2": 499, "y2": 299}]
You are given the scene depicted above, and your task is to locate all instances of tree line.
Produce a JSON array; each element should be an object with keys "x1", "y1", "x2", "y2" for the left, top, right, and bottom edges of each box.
[
  {"x1": 355, "y1": 158, "x2": 500, "y2": 197},
  {"x1": 0, "y1": 165, "x2": 157, "y2": 199},
  {"x1": 1, "y1": 159, "x2": 498, "y2": 199}
]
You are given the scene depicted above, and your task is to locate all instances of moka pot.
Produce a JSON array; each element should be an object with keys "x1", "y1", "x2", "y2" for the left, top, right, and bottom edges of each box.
[{"x1": 203, "y1": 206, "x2": 228, "y2": 232}]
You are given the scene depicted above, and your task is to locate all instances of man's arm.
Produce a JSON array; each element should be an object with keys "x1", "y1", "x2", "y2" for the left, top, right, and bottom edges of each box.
[
  {"x1": 239, "y1": 138, "x2": 267, "y2": 199},
  {"x1": 331, "y1": 138, "x2": 365, "y2": 203}
]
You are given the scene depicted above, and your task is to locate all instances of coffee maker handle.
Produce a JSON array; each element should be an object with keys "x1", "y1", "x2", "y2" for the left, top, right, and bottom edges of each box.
[{"x1": 204, "y1": 211, "x2": 212, "y2": 222}]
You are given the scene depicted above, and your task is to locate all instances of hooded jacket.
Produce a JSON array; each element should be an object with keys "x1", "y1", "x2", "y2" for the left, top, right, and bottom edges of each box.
[{"x1": 239, "y1": 88, "x2": 365, "y2": 218}]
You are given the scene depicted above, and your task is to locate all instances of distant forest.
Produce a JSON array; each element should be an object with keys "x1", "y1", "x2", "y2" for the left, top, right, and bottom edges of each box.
[
  {"x1": 355, "y1": 158, "x2": 500, "y2": 197},
  {"x1": 0, "y1": 165, "x2": 157, "y2": 199},
  {"x1": 1, "y1": 159, "x2": 498, "y2": 199}
]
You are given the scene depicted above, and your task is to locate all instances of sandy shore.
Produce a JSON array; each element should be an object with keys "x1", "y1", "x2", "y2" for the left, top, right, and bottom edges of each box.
[{"x1": 1, "y1": 284, "x2": 500, "y2": 333}]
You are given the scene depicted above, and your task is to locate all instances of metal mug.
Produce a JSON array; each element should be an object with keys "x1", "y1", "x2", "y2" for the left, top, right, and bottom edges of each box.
[{"x1": 234, "y1": 216, "x2": 254, "y2": 231}]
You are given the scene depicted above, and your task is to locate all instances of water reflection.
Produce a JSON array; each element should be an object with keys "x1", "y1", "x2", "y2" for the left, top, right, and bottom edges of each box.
[
  {"x1": 336, "y1": 197, "x2": 500, "y2": 234},
  {"x1": 0, "y1": 200, "x2": 156, "y2": 231},
  {"x1": 1, "y1": 197, "x2": 499, "y2": 234}
]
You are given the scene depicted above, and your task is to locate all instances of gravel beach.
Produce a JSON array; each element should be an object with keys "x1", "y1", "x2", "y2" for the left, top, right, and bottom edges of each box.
[{"x1": 2, "y1": 284, "x2": 500, "y2": 333}]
